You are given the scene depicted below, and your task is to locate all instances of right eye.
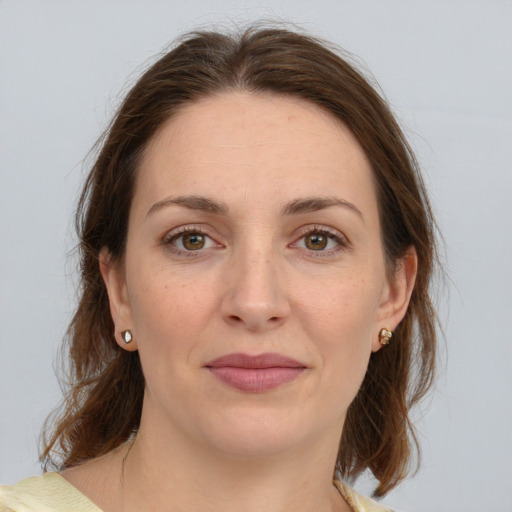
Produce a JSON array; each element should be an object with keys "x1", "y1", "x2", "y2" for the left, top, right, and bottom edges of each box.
[
  {"x1": 163, "y1": 227, "x2": 221, "y2": 256},
  {"x1": 175, "y1": 232, "x2": 207, "y2": 250},
  {"x1": 168, "y1": 230, "x2": 215, "y2": 250}
]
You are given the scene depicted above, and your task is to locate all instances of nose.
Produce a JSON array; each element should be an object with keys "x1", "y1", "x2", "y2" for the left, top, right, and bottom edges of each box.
[{"x1": 220, "y1": 245, "x2": 291, "y2": 332}]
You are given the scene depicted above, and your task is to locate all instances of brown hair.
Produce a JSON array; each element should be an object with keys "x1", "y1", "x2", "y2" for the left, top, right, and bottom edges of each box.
[{"x1": 41, "y1": 25, "x2": 438, "y2": 497}]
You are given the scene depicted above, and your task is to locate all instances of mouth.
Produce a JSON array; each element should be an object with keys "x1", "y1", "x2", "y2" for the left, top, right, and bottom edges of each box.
[{"x1": 204, "y1": 353, "x2": 307, "y2": 393}]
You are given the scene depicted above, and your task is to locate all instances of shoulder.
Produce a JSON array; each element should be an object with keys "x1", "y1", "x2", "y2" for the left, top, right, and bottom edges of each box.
[
  {"x1": 0, "y1": 472, "x2": 101, "y2": 512},
  {"x1": 334, "y1": 479, "x2": 396, "y2": 512}
]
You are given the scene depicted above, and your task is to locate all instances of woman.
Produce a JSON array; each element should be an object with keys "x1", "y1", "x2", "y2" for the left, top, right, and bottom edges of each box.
[{"x1": 0, "y1": 25, "x2": 437, "y2": 512}]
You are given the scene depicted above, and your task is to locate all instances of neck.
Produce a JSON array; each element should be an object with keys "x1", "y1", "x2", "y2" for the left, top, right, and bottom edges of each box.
[{"x1": 117, "y1": 409, "x2": 349, "y2": 512}]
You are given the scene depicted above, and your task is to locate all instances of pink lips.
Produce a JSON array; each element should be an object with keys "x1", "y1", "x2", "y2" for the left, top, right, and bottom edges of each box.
[{"x1": 205, "y1": 353, "x2": 307, "y2": 392}]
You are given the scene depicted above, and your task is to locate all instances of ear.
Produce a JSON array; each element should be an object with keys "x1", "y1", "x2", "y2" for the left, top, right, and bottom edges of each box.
[
  {"x1": 372, "y1": 246, "x2": 418, "y2": 352},
  {"x1": 99, "y1": 247, "x2": 138, "y2": 351}
]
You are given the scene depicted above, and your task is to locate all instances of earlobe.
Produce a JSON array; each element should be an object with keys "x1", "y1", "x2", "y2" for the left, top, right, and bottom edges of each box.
[
  {"x1": 99, "y1": 247, "x2": 138, "y2": 351},
  {"x1": 372, "y1": 246, "x2": 418, "y2": 352}
]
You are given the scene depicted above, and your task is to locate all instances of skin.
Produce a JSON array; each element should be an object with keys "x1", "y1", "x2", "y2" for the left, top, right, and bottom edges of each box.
[{"x1": 62, "y1": 91, "x2": 417, "y2": 512}]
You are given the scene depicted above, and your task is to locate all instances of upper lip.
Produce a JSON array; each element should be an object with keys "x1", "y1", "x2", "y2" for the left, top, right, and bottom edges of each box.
[{"x1": 205, "y1": 352, "x2": 307, "y2": 369}]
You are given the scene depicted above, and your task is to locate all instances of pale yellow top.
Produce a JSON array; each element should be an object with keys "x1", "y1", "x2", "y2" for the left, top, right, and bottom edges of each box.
[
  {"x1": 0, "y1": 472, "x2": 394, "y2": 512},
  {"x1": 0, "y1": 473, "x2": 100, "y2": 512}
]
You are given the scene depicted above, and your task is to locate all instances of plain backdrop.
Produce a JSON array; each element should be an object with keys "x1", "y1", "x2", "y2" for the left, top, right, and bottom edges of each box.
[{"x1": 1, "y1": 1, "x2": 511, "y2": 511}]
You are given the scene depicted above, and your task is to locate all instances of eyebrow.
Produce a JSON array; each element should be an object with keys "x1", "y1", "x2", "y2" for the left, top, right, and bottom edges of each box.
[
  {"x1": 281, "y1": 197, "x2": 364, "y2": 221},
  {"x1": 146, "y1": 195, "x2": 364, "y2": 222},
  {"x1": 147, "y1": 195, "x2": 229, "y2": 217}
]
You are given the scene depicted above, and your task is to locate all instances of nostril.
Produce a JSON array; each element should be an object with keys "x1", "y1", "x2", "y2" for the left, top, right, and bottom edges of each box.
[{"x1": 225, "y1": 314, "x2": 283, "y2": 329}]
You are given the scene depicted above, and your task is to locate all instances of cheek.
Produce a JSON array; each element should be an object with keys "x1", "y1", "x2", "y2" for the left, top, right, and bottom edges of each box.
[
  {"x1": 128, "y1": 278, "x2": 208, "y2": 398},
  {"x1": 294, "y1": 275, "x2": 380, "y2": 388},
  {"x1": 130, "y1": 260, "x2": 205, "y2": 323},
  {"x1": 126, "y1": 263, "x2": 221, "y2": 369},
  {"x1": 296, "y1": 274, "x2": 380, "y2": 341}
]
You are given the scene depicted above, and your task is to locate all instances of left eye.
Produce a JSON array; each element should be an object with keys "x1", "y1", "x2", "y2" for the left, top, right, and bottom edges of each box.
[
  {"x1": 294, "y1": 231, "x2": 343, "y2": 251},
  {"x1": 169, "y1": 231, "x2": 217, "y2": 251}
]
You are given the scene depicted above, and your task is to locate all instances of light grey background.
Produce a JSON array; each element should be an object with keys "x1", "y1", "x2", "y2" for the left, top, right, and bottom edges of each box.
[{"x1": 1, "y1": 1, "x2": 511, "y2": 511}]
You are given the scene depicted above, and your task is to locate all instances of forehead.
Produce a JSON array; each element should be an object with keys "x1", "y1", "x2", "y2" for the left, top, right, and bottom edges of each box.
[{"x1": 135, "y1": 91, "x2": 377, "y2": 217}]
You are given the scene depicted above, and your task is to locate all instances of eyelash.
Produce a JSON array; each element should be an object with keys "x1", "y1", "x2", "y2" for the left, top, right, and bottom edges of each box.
[
  {"x1": 162, "y1": 226, "x2": 220, "y2": 257},
  {"x1": 292, "y1": 225, "x2": 349, "y2": 257},
  {"x1": 162, "y1": 225, "x2": 349, "y2": 257}
]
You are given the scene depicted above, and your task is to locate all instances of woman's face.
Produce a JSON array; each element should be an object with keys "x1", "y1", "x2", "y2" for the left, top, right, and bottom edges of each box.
[{"x1": 102, "y1": 92, "x2": 414, "y2": 458}]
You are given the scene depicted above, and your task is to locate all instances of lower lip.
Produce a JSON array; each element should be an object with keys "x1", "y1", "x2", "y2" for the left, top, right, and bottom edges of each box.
[{"x1": 208, "y1": 367, "x2": 305, "y2": 392}]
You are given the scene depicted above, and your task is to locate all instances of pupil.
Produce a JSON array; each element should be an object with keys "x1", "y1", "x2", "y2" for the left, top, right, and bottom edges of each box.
[
  {"x1": 306, "y1": 234, "x2": 327, "y2": 250},
  {"x1": 183, "y1": 233, "x2": 205, "y2": 250}
]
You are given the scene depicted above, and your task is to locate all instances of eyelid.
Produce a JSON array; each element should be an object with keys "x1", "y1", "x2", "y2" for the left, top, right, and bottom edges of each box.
[
  {"x1": 159, "y1": 223, "x2": 350, "y2": 257},
  {"x1": 290, "y1": 224, "x2": 351, "y2": 254},
  {"x1": 161, "y1": 224, "x2": 223, "y2": 256}
]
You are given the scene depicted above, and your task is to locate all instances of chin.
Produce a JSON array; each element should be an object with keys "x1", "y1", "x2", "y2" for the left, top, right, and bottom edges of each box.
[{"x1": 196, "y1": 406, "x2": 319, "y2": 459}]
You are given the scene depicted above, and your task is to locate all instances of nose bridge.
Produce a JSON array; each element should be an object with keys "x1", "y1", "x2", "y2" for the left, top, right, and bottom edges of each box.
[{"x1": 222, "y1": 232, "x2": 289, "y2": 330}]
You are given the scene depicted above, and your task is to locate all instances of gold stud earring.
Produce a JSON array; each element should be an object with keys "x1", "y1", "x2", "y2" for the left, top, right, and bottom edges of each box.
[
  {"x1": 122, "y1": 330, "x2": 133, "y2": 344},
  {"x1": 378, "y1": 328, "x2": 392, "y2": 346}
]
